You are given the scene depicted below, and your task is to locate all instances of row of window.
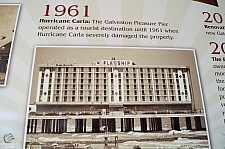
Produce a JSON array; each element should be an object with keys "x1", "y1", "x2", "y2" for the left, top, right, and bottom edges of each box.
[
  {"x1": 42, "y1": 71, "x2": 187, "y2": 79},
  {"x1": 43, "y1": 94, "x2": 188, "y2": 103},
  {"x1": 41, "y1": 77, "x2": 188, "y2": 86},
  {"x1": 40, "y1": 67, "x2": 189, "y2": 73},
  {"x1": 40, "y1": 82, "x2": 189, "y2": 90},
  {"x1": 40, "y1": 85, "x2": 189, "y2": 99}
]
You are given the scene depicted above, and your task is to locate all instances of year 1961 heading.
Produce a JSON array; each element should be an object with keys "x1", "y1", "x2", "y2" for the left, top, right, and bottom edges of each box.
[{"x1": 44, "y1": 4, "x2": 89, "y2": 17}]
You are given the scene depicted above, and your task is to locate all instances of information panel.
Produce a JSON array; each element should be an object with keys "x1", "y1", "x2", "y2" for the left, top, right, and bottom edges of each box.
[{"x1": 0, "y1": 0, "x2": 224, "y2": 148}]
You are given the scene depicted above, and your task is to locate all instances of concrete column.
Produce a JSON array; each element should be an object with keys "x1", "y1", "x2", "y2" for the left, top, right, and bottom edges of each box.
[
  {"x1": 108, "y1": 72, "x2": 111, "y2": 103},
  {"x1": 137, "y1": 69, "x2": 141, "y2": 102},
  {"x1": 194, "y1": 116, "x2": 202, "y2": 130},
  {"x1": 165, "y1": 69, "x2": 170, "y2": 101},
  {"x1": 76, "y1": 68, "x2": 79, "y2": 102},
  {"x1": 184, "y1": 72, "x2": 191, "y2": 101},
  {"x1": 150, "y1": 69, "x2": 156, "y2": 101},
  {"x1": 200, "y1": 116, "x2": 206, "y2": 130},
  {"x1": 34, "y1": 119, "x2": 37, "y2": 133},
  {"x1": 113, "y1": 69, "x2": 119, "y2": 103},
  {"x1": 148, "y1": 118, "x2": 151, "y2": 131},
  {"x1": 43, "y1": 69, "x2": 50, "y2": 102},
  {"x1": 50, "y1": 71, "x2": 55, "y2": 102},
  {"x1": 185, "y1": 117, "x2": 192, "y2": 130},
  {"x1": 36, "y1": 71, "x2": 42, "y2": 102},
  {"x1": 140, "y1": 118, "x2": 147, "y2": 132},
  {"x1": 173, "y1": 72, "x2": 179, "y2": 101},
  {"x1": 171, "y1": 117, "x2": 180, "y2": 131},
  {"x1": 92, "y1": 68, "x2": 95, "y2": 103},
  {"x1": 178, "y1": 70, "x2": 185, "y2": 101},
  {"x1": 121, "y1": 72, "x2": 124, "y2": 103},
  {"x1": 60, "y1": 68, "x2": 64, "y2": 102}
]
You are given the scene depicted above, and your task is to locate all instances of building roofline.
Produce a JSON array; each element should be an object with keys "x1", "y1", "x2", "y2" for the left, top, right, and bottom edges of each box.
[{"x1": 38, "y1": 64, "x2": 189, "y2": 69}]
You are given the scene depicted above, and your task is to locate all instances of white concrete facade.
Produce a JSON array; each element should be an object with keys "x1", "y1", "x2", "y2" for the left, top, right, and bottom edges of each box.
[{"x1": 35, "y1": 59, "x2": 192, "y2": 104}]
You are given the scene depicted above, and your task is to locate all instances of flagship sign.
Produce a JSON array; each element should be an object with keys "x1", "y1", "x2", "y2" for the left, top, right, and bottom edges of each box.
[{"x1": 102, "y1": 60, "x2": 132, "y2": 66}]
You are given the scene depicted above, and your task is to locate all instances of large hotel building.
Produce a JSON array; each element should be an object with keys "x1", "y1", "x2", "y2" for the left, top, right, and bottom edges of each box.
[
  {"x1": 26, "y1": 55, "x2": 206, "y2": 136},
  {"x1": 34, "y1": 58, "x2": 193, "y2": 115}
]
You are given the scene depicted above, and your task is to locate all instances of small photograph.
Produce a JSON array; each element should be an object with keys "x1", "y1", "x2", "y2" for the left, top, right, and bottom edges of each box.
[
  {"x1": 0, "y1": 4, "x2": 20, "y2": 86},
  {"x1": 25, "y1": 46, "x2": 210, "y2": 149}
]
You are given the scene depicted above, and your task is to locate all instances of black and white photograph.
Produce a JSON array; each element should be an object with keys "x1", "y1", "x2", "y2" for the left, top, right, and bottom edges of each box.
[
  {"x1": 0, "y1": 4, "x2": 20, "y2": 86},
  {"x1": 25, "y1": 46, "x2": 210, "y2": 149}
]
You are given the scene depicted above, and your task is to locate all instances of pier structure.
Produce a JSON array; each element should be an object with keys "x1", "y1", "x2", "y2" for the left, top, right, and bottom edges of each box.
[
  {"x1": 26, "y1": 114, "x2": 206, "y2": 134},
  {"x1": 27, "y1": 58, "x2": 206, "y2": 134}
]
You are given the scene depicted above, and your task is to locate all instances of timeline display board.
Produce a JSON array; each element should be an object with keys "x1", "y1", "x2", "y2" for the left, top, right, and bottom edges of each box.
[{"x1": 0, "y1": 0, "x2": 224, "y2": 148}]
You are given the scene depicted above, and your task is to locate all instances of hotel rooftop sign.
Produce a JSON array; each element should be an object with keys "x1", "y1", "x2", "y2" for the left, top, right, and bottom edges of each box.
[{"x1": 101, "y1": 60, "x2": 133, "y2": 66}]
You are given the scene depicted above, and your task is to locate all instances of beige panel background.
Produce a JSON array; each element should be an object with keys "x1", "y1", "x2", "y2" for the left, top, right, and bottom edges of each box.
[{"x1": 0, "y1": 0, "x2": 224, "y2": 148}]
